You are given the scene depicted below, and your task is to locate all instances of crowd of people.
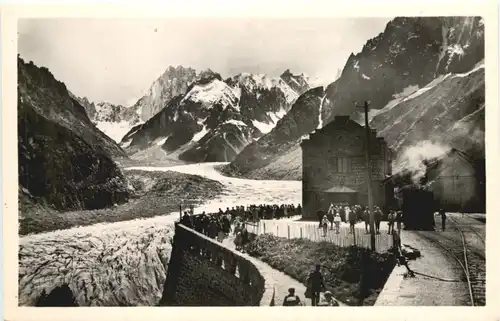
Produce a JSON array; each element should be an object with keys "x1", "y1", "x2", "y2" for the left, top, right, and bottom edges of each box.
[
  {"x1": 213, "y1": 204, "x2": 302, "y2": 221},
  {"x1": 318, "y1": 203, "x2": 404, "y2": 237},
  {"x1": 178, "y1": 202, "x2": 417, "y2": 307}
]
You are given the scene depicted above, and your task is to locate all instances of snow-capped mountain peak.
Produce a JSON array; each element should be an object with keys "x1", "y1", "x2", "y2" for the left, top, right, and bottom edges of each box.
[{"x1": 182, "y1": 79, "x2": 239, "y2": 110}]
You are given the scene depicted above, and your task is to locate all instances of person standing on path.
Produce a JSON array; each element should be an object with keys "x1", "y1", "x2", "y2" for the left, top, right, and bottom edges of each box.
[
  {"x1": 440, "y1": 209, "x2": 447, "y2": 231},
  {"x1": 317, "y1": 210, "x2": 325, "y2": 229},
  {"x1": 387, "y1": 210, "x2": 395, "y2": 234},
  {"x1": 307, "y1": 265, "x2": 326, "y2": 306},
  {"x1": 363, "y1": 208, "x2": 370, "y2": 234},
  {"x1": 396, "y1": 210, "x2": 403, "y2": 232},
  {"x1": 327, "y1": 204, "x2": 335, "y2": 230},
  {"x1": 334, "y1": 213, "x2": 341, "y2": 234},
  {"x1": 321, "y1": 216, "x2": 329, "y2": 237},
  {"x1": 347, "y1": 206, "x2": 356, "y2": 234},
  {"x1": 374, "y1": 206, "x2": 382, "y2": 234}
]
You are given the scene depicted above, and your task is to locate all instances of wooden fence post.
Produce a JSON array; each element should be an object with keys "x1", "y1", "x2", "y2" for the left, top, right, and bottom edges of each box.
[
  {"x1": 300, "y1": 227, "x2": 303, "y2": 239},
  {"x1": 263, "y1": 222, "x2": 266, "y2": 234},
  {"x1": 287, "y1": 225, "x2": 290, "y2": 239}
]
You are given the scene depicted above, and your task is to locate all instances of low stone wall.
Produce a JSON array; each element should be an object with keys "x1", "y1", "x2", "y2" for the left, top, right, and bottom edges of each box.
[{"x1": 159, "y1": 223, "x2": 265, "y2": 306}]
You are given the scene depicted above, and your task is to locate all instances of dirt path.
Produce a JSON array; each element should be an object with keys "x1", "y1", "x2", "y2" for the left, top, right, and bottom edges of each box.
[{"x1": 221, "y1": 236, "x2": 309, "y2": 306}]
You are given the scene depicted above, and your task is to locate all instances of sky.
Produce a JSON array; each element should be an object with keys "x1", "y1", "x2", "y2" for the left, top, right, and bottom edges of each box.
[{"x1": 18, "y1": 17, "x2": 392, "y2": 106}]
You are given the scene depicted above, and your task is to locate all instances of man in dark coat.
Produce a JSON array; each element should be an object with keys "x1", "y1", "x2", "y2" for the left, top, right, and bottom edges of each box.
[
  {"x1": 317, "y1": 211, "x2": 325, "y2": 229},
  {"x1": 306, "y1": 264, "x2": 325, "y2": 306},
  {"x1": 374, "y1": 207, "x2": 382, "y2": 234},
  {"x1": 181, "y1": 212, "x2": 192, "y2": 228},
  {"x1": 440, "y1": 209, "x2": 447, "y2": 231}
]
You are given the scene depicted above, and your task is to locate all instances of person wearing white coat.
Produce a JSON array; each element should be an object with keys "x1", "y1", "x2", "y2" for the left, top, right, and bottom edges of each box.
[{"x1": 333, "y1": 213, "x2": 342, "y2": 234}]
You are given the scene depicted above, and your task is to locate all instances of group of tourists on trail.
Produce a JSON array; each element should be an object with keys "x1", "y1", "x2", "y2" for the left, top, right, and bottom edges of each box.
[
  {"x1": 215, "y1": 204, "x2": 302, "y2": 222},
  {"x1": 180, "y1": 210, "x2": 251, "y2": 249},
  {"x1": 318, "y1": 203, "x2": 404, "y2": 237}
]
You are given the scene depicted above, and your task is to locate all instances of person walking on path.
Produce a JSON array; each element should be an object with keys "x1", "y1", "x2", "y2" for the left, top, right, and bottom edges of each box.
[
  {"x1": 440, "y1": 209, "x2": 447, "y2": 231},
  {"x1": 321, "y1": 215, "x2": 329, "y2": 237},
  {"x1": 396, "y1": 210, "x2": 403, "y2": 232},
  {"x1": 283, "y1": 288, "x2": 302, "y2": 306},
  {"x1": 327, "y1": 204, "x2": 335, "y2": 230},
  {"x1": 363, "y1": 208, "x2": 370, "y2": 234},
  {"x1": 374, "y1": 206, "x2": 382, "y2": 234},
  {"x1": 333, "y1": 213, "x2": 342, "y2": 234},
  {"x1": 306, "y1": 265, "x2": 326, "y2": 306},
  {"x1": 387, "y1": 210, "x2": 395, "y2": 234},
  {"x1": 347, "y1": 206, "x2": 356, "y2": 234},
  {"x1": 317, "y1": 210, "x2": 325, "y2": 229}
]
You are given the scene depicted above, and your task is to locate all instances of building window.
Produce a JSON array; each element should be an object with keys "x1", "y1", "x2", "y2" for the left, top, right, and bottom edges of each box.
[{"x1": 337, "y1": 157, "x2": 351, "y2": 173}]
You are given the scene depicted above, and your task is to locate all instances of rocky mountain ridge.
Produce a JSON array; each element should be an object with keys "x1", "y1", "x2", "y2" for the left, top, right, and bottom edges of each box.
[
  {"x1": 224, "y1": 16, "x2": 485, "y2": 180},
  {"x1": 18, "y1": 57, "x2": 129, "y2": 217},
  {"x1": 120, "y1": 68, "x2": 314, "y2": 162}
]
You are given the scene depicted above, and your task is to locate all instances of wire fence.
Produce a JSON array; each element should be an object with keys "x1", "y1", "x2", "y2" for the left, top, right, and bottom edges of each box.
[{"x1": 245, "y1": 220, "x2": 393, "y2": 252}]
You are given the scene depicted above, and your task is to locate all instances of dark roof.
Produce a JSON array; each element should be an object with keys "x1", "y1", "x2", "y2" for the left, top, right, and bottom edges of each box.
[{"x1": 324, "y1": 186, "x2": 357, "y2": 193}]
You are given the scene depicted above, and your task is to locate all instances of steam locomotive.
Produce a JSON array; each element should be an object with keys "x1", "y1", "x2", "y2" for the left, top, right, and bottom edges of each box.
[{"x1": 397, "y1": 186, "x2": 436, "y2": 231}]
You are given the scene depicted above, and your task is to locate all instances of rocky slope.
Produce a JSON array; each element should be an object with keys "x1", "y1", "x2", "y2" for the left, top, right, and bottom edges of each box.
[
  {"x1": 69, "y1": 66, "x2": 198, "y2": 144},
  {"x1": 371, "y1": 61, "x2": 485, "y2": 159},
  {"x1": 322, "y1": 16, "x2": 484, "y2": 123},
  {"x1": 221, "y1": 87, "x2": 324, "y2": 179},
  {"x1": 120, "y1": 70, "x2": 312, "y2": 162},
  {"x1": 132, "y1": 66, "x2": 198, "y2": 122},
  {"x1": 279, "y1": 69, "x2": 311, "y2": 95},
  {"x1": 18, "y1": 58, "x2": 129, "y2": 217},
  {"x1": 223, "y1": 16, "x2": 485, "y2": 180}
]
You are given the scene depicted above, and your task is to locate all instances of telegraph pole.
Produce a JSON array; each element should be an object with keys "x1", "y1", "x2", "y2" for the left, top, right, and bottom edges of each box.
[{"x1": 355, "y1": 101, "x2": 376, "y2": 251}]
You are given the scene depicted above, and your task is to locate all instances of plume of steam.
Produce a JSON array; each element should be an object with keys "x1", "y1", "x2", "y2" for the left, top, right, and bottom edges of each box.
[{"x1": 394, "y1": 141, "x2": 451, "y2": 185}]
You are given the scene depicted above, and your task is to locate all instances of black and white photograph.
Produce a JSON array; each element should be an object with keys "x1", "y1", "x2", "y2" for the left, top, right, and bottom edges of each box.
[{"x1": 4, "y1": 3, "x2": 496, "y2": 314}]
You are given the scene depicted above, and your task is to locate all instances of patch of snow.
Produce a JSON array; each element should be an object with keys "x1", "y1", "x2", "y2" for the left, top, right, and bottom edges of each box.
[
  {"x1": 225, "y1": 119, "x2": 247, "y2": 127},
  {"x1": 389, "y1": 85, "x2": 419, "y2": 100},
  {"x1": 182, "y1": 79, "x2": 238, "y2": 110},
  {"x1": 446, "y1": 44, "x2": 465, "y2": 67},
  {"x1": 435, "y1": 25, "x2": 449, "y2": 74},
  {"x1": 303, "y1": 74, "x2": 325, "y2": 88},
  {"x1": 269, "y1": 109, "x2": 286, "y2": 124},
  {"x1": 353, "y1": 60, "x2": 360, "y2": 71},
  {"x1": 317, "y1": 95, "x2": 326, "y2": 129},
  {"x1": 155, "y1": 137, "x2": 169, "y2": 146},
  {"x1": 124, "y1": 123, "x2": 144, "y2": 139},
  {"x1": 121, "y1": 139, "x2": 132, "y2": 148},
  {"x1": 233, "y1": 73, "x2": 298, "y2": 104},
  {"x1": 95, "y1": 121, "x2": 134, "y2": 143},
  {"x1": 251, "y1": 108, "x2": 288, "y2": 134},
  {"x1": 362, "y1": 73, "x2": 371, "y2": 80},
  {"x1": 372, "y1": 63, "x2": 483, "y2": 123},
  {"x1": 252, "y1": 120, "x2": 275, "y2": 134},
  {"x1": 452, "y1": 61, "x2": 484, "y2": 78},
  {"x1": 191, "y1": 126, "x2": 208, "y2": 142}
]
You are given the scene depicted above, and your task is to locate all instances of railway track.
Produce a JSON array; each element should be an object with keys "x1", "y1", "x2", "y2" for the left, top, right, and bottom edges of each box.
[{"x1": 417, "y1": 224, "x2": 486, "y2": 306}]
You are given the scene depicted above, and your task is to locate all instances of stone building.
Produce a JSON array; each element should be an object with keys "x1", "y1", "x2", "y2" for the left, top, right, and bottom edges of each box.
[{"x1": 300, "y1": 116, "x2": 393, "y2": 219}]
